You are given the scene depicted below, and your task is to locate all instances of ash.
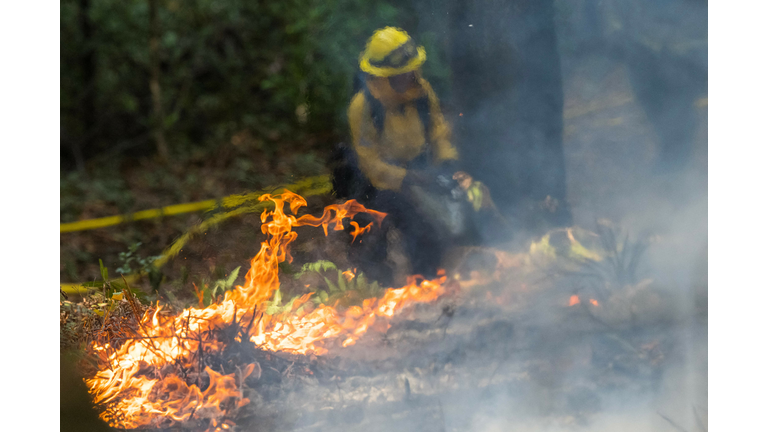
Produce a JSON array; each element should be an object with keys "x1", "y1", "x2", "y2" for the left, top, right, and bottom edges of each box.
[{"x1": 236, "y1": 240, "x2": 707, "y2": 432}]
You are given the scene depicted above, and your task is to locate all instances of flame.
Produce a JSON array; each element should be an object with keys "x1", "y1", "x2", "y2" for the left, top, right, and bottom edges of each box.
[
  {"x1": 568, "y1": 295, "x2": 599, "y2": 307},
  {"x1": 349, "y1": 221, "x2": 373, "y2": 243},
  {"x1": 85, "y1": 191, "x2": 447, "y2": 429},
  {"x1": 342, "y1": 269, "x2": 356, "y2": 281}
]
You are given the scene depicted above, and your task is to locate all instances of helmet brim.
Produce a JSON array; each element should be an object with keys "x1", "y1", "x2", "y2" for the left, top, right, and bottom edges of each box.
[{"x1": 359, "y1": 46, "x2": 426, "y2": 77}]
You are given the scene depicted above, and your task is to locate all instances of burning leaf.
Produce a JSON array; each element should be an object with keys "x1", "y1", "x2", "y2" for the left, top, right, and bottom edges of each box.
[
  {"x1": 342, "y1": 270, "x2": 356, "y2": 281},
  {"x1": 265, "y1": 288, "x2": 284, "y2": 315}
]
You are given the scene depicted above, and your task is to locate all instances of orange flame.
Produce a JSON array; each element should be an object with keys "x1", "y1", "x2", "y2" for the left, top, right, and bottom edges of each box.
[
  {"x1": 342, "y1": 269, "x2": 356, "y2": 281},
  {"x1": 568, "y1": 295, "x2": 580, "y2": 306},
  {"x1": 349, "y1": 221, "x2": 373, "y2": 243},
  {"x1": 85, "y1": 191, "x2": 447, "y2": 429},
  {"x1": 568, "y1": 295, "x2": 599, "y2": 307}
]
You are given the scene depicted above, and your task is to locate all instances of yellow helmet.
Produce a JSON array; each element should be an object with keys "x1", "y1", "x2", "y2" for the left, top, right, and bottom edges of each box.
[{"x1": 359, "y1": 27, "x2": 427, "y2": 77}]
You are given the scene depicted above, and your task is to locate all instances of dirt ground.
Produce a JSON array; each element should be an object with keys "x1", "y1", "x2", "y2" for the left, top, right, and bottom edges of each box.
[{"x1": 239, "y1": 279, "x2": 706, "y2": 432}]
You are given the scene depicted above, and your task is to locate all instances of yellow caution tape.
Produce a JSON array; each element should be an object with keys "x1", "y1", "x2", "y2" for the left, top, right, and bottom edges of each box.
[
  {"x1": 153, "y1": 176, "x2": 332, "y2": 268},
  {"x1": 60, "y1": 274, "x2": 141, "y2": 295},
  {"x1": 60, "y1": 175, "x2": 333, "y2": 294},
  {"x1": 60, "y1": 175, "x2": 331, "y2": 233},
  {"x1": 60, "y1": 200, "x2": 218, "y2": 233}
]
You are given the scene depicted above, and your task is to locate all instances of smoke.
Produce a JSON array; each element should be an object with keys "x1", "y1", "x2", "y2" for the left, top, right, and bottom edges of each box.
[{"x1": 291, "y1": 1, "x2": 708, "y2": 431}]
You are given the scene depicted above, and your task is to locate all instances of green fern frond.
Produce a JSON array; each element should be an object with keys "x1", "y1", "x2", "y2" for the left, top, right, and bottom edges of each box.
[
  {"x1": 337, "y1": 271, "x2": 348, "y2": 292},
  {"x1": 294, "y1": 260, "x2": 338, "y2": 279},
  {"x1": 323, "y1": 276, "x2": 339, "y2": 293}
]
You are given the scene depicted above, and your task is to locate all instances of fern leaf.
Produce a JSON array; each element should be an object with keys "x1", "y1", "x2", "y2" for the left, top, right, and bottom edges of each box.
[
  {"x1": 295, "y1": 260, "x2": 338, "y2": 279},
  {"x1": 324, "y1": 277, "x2": 339, "y2": 293},
  {"x1": 225, "y1": 266, "x2": 241, "y2": 289},
  {"x1": 337, "y1": 271, "x2": 348, "y2": 292},
  {"x1": 99, "y1": 259, "x2": 109, "y2": 282}
]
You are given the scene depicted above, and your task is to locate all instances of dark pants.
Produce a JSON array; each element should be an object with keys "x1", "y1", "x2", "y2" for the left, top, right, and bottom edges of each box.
[
  {"x1": 348, "y1": 189, "x2": 446, "y2": 286},
  {"x1": 331, "y1": 144, "x2": 444, "y2": 281}
]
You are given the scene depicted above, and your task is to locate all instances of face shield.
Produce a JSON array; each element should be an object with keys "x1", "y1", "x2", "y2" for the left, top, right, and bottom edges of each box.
[{"x1": 389, "y1": 72, "x2": 419, "y2": 94}]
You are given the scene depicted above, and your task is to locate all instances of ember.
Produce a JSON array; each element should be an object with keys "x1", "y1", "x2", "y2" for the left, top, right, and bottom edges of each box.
[
  {"x1": 85, "y1": 191, "x2": 450, "y2": 430},
  {"x1": 567, "y1": 295, "x2": 600, "y2": 307},
  {"x1": 569, "y1": 294, "x2": 580, "y2": 306}
]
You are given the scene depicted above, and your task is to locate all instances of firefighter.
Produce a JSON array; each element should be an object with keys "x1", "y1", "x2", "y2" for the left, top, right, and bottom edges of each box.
[
  {"x1": 348, "y1": 26, "x2": 458, "y2": 195},
  {"x1": 336, "y1": 27, "x2": 499, "y2": 283}
]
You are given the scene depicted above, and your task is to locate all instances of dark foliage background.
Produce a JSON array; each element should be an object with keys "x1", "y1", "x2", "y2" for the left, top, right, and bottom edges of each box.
[{"x1": 60, "y1": 0, "x2": 450, "y2": 172}]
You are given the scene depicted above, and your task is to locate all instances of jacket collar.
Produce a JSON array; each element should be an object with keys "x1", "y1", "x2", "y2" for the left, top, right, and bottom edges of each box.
[{"x1": 365, "y1": 75, "x2": 427, "y2": 107}]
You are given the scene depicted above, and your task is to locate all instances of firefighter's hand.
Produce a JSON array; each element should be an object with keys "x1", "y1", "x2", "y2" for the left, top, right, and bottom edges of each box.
[
  {"x1": 452, "y1": 171, "x2": 473, "y2": 191},
  {"x1": 452, "y1": 171, "x2": 495, "y2": 212}
]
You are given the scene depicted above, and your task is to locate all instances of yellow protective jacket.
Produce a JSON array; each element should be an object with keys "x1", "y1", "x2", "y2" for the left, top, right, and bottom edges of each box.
[{"x1": 348, "y1": 75, "x2": 458, "y2": 191}]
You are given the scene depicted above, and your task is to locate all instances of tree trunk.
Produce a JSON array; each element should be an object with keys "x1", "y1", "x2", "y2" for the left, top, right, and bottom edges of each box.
[
  {"x1": 76, "y1": 0, "x2": 95, "y2": 173},
  {"x1": 448, "y1": 0, "x2": 570, "y2": 234},
  {"x1": 148, "y1": 0, "x2": 169, "y2": 162}
]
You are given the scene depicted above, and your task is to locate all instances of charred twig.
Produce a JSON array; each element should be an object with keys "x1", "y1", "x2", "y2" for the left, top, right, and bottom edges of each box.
[
  {"x1": 121, "y1": 275, "x2": 144, "y2": 323},
  {"x1": 96, "y1": 306, "x2": 110, "y2": 339},
  {"x1": 404, "y1": 378, "x2": 411, "y2": 401},
  {"x1": 240, "y1": 307, "x2": 262, "y2": 341},
  {"x1": 658, "y1": 411, "x2": 689, "y2": 432},
  {"x1": 121, "y1": 275, "x2": 161, "y2": 355},
  {"x1": 197, "y1": 331, "x2": 205, "y2": 388},
  {"x1": 283, "y1": 362, "x2": 294, "y2": 378},
  {"x1": 435, "y1": 304, "x2": 455, "y2": 340},
  {"x1": 183, "y1": 309, "x2": 192, "y2": 352},
  {"x1": 89, "y1": 335, "x2": 203, "y2": 342}
]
